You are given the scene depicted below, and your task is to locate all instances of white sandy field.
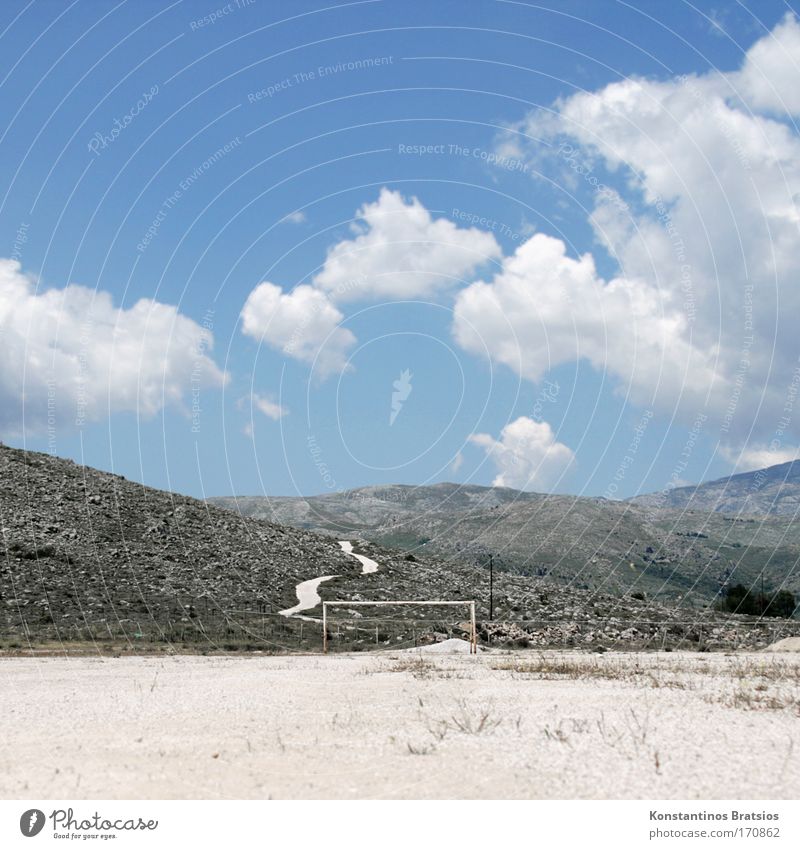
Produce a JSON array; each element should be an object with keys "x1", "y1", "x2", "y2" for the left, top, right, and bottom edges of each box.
[{"x1": 1, "y1": 647, "x2": 798, "y2": 800}]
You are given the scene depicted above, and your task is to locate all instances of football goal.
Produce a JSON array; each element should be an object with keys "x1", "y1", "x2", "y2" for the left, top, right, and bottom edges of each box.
[{"x1": 321, "y1": 600, "x2": 478, "y2": 654}]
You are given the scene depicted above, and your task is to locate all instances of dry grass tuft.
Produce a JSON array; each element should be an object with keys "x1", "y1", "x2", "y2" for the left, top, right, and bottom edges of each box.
[{"x1": 491, "y1": 652, "x2": 800, "y2": 714}]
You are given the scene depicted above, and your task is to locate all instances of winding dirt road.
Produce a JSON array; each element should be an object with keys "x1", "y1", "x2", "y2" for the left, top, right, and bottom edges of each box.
[
  {"x1": 278, "y1": 540, "x2": 378, "y2": 617},
  {"x1": 338, "y1": 539, "x2": 379, "y2": 574}
]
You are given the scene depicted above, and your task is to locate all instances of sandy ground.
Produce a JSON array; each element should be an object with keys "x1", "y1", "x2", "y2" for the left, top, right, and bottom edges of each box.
[
  {"x1": 1, "y1": 650, "x2": 798, "y2": 800},
  {"x1": 765, "y1": 636, "x2": 800, "y2": 652}
]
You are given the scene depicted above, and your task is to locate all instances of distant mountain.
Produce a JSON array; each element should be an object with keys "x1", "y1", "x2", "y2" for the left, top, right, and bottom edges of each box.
[
  {"x1": 2, "y1": 445, "x2": 791, "y2": 652},
  {"x1": 629, "y1": 461, "x2": 800, "y2": 516},
  {"x1": 211, "y1": 480, "x2": 800, "y2": 605},
  {"x1": 6, "y1": 446, "x2": 760, "y2": 651},
  {"x1": 214, "y1": 483, "x2": 539, "y2": 537}
]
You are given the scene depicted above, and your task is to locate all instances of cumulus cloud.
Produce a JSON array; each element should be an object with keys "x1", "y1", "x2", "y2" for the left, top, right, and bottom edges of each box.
[
  {"x1": 454, "y1": 232, "x2": 715, "y2": 412},
  {"x1": 238, "y1": 15, "x2": 800, "y2": 475},
  {"x1": 240, "y1": 282, "x2": 356, "y2": 377},
  {"x1": 0, "y1": 259, "x2": 226, "y2": 434},
  {"x1": 240, "y1": 392, "x2": 287, "y2": 437},
  {"x1": 314, "y1": 188, "x2": 502, "y2": 301},
  {"x1": 719, "y1": 444, "x2": 799, "y2": 473},
  {"x1": 733, "y1": 13, "x2": 800, "y2": 115},
  {"x1": 470, "y1": 416, "x2": 575, "y2": 491},
  {"x1": 242, "y1": 189, "x2": 501, "y2": 377},
  {"x1": 475, "y1": 14, "x2": 800, "y2": 459}
]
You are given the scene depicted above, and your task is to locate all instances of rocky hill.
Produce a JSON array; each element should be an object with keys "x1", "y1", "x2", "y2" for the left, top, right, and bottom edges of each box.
[
  {"x1": 0, "y1": 443, "x2": 360, "y2": 648},
  {"x1": 0, "y1": 446, "x2": 661, "y2": 650},
  {"x1": 2, "y1": 445, "x2": 796, "y2": 653},
  {"x1": 211, "y1": 483, "x2": 800, "y2": 605},
  {"x1": 629, "y1": 460, "x2": 800, "y2": 516}
]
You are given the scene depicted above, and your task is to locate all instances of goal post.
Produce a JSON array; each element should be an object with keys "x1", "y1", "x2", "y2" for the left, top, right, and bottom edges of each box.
[{"x1": 322, "y1": 600, "x2": 477, "y2": 654}]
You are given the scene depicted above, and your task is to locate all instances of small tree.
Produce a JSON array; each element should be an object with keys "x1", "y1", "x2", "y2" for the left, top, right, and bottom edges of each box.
[
  {"x1": 764, "y1": 589, "x2": 797, "y2": 618},
  {"x1": 716, "y1": 583, "x2": 797, "y2": 618}
]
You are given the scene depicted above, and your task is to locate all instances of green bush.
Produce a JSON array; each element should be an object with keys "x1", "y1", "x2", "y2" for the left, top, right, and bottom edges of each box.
[
  {"x1": 716, "y1": 583, "x2": 797, "y2": 618},
  {"x1": 765, "y1": 590, "x2": 797, "y2": 618}
]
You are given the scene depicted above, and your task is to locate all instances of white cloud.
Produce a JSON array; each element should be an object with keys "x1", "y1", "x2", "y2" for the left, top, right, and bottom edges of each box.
[
  {"x1": 450, "y1": 451, "x2": 464, "y2": 474},
  {"x1": 719, "y1": 444, "x2": 799, "y2": 472},
  {"x1": 252, "y1": 393, "x2": 288, "y2": 420},
  {"x1": 453, "y1": 232, "x2": 715, "y2": 412},
  {"x1": 313, "y1": 188, "x2": 502, "y2": 301},
  {"x1": 242, "y1": 189, "x2": 501, "y2": 378},
  {"x1": 733, "y1": 13, "x2": 800, "y2": 115},
  {"x1": 470, "y1": 416, "x2": 575, "y2": 491},
  {"x1": 283, "y1": 210, "x2": 306, "y2": 224},
  {"x1": 240, "y1": 392, "x2": 287, "y2": 437},
  {"x1": 479, "y1": 14, "x2": 800, "y2": 460},
  {"x1": 237, "y1": 15, "x2": 800, "y2": 473},
  {"x1": 0, "y1": 259, "x2": 226, "y2": 434},
  {"x1": 240, "y1": 282, "x2": 355, "y2": 377}
]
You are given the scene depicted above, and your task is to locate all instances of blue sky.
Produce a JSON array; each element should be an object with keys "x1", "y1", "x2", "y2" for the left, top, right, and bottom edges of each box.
[{"x1": 2, "y1": 0, "x2": 799, "y2": 499}]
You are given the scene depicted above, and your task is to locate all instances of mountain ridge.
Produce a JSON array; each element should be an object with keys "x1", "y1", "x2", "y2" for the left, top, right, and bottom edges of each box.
[
  {"x1": 628, "y1": 460, "x2": 800, "y2": 516},
  {"x1": 211, "y1": 468, "x2": 800, "y2": 605},
  {"x1": 2, "y1": 444, "x2": 796, "y2": 651}
]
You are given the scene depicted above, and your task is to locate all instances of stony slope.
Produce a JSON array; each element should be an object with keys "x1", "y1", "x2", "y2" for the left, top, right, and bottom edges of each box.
[
  {"x1": 0, "y1": 443, "x2": 359, "y2": 646},
  {"x1": 2, "y1": 446, "x2": 794, "y2": 652},
  {"x1": 0, "y1": 446, "x2": 673, "y2": 649}
]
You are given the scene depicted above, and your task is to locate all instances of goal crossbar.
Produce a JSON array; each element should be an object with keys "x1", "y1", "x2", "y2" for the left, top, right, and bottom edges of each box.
[{"x1": 322, "y1": 600, "x2": 477, "y2": 654}]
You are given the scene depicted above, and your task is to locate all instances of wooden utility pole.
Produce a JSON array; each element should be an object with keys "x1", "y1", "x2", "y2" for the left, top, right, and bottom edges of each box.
[
  {"x1": 489, "y1": 553, "x2": 494, "y2": 621},
  {"x1": 470, "y1": 601, "x2": 477, "y2": 655}
]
